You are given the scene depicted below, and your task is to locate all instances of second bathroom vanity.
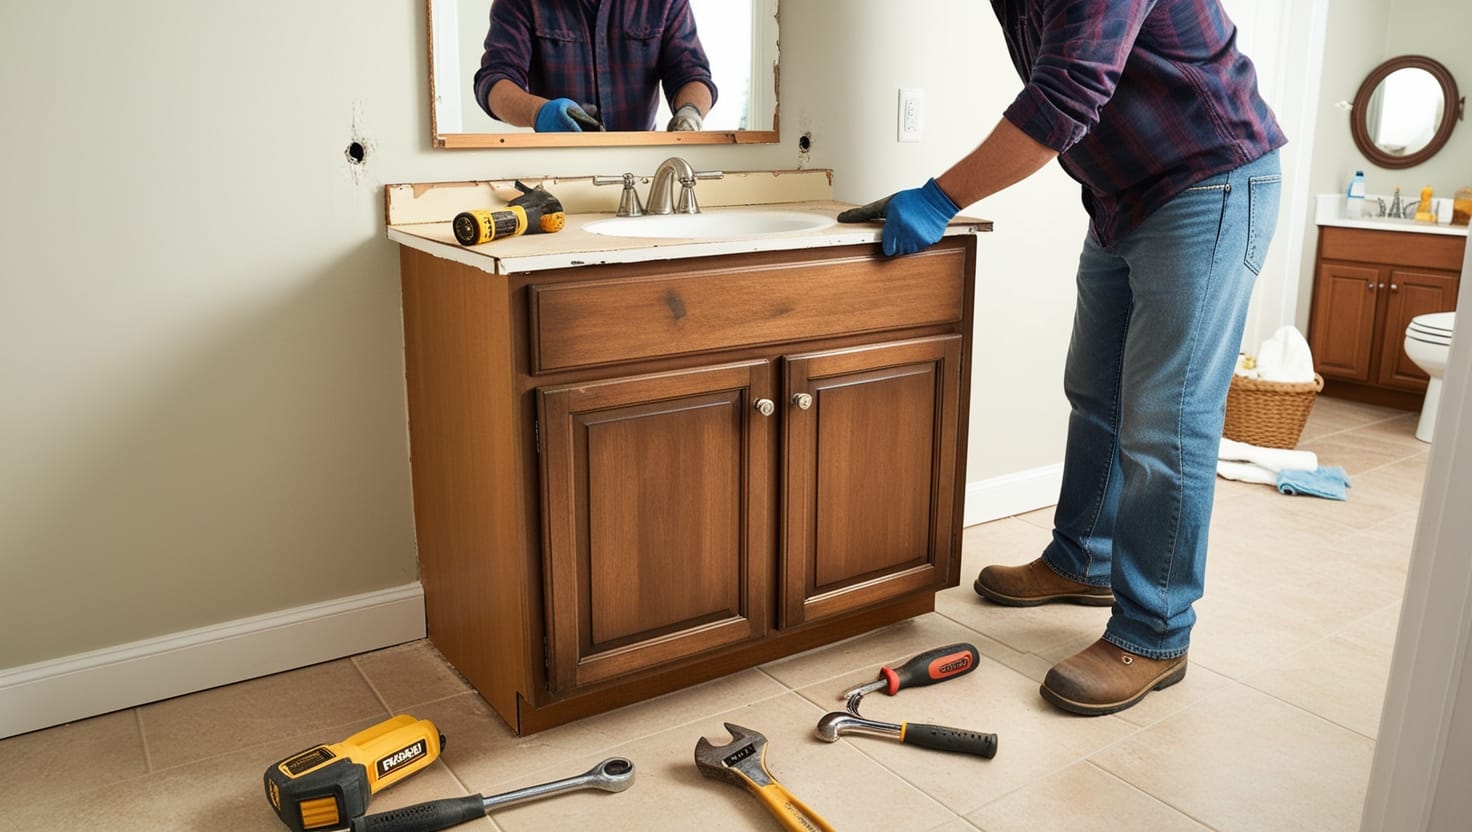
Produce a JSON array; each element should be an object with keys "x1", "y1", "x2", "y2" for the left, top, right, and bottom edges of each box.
[
  {"x1": 1308, "y1": 195, "x2": 1467, "y2": 409},
  {"x1": 385, "y1": 172, "x2": 989, "y2": 734}
]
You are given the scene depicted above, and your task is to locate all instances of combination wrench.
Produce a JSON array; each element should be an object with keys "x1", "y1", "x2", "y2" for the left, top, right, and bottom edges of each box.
[{"x1": 346, "y1": 757, "x2": 635, "y2": 831}]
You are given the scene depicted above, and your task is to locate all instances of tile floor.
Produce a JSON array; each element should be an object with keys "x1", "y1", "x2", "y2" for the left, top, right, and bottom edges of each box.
[{"x1": 2, "y1": 397, "x2": 1427, "y2": 831}]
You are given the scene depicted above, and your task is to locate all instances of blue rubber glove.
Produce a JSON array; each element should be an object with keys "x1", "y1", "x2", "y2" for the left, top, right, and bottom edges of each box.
[
  {"x1": 881, "y1": 178, "x2": 960, "y2": 256},
  {"x1": 534, "y1": 98, "x2": 599, "y2": 132}
]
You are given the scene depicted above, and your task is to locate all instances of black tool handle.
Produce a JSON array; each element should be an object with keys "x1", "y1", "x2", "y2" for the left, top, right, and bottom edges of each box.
[
  {"x1": 901, "y1": 723, "x2": 998, "y2": 759},
  {"x1": 881, "y1": 643, "x2": 980, "y2": 695},
  {"x1": 349, "y1": 794, "x2": 485, "y2": 832}
]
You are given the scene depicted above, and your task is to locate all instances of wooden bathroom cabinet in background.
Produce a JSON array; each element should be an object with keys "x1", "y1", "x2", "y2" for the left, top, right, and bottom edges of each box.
[
  {"x1": 395, "y1": 236, "x2": 979, "y2": 734},
  {"x1": 1308, "y1": 226, "x2": 1464, "y2": 409}
]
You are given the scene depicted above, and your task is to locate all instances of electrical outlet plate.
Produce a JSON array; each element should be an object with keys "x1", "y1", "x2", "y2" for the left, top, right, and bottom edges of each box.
[{"x1": 898, "y1": 88, "x2": 924, "y2": 142}]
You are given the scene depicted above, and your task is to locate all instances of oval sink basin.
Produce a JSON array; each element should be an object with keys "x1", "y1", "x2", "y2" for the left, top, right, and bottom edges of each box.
[{"x1": 584, "y1": 209, "x2": 836, "y2": 239}]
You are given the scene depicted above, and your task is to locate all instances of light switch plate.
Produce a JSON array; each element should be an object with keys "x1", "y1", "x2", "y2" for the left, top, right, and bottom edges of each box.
[{"x1": 898, "y1": 88, "x2": 924, "y2": 142}]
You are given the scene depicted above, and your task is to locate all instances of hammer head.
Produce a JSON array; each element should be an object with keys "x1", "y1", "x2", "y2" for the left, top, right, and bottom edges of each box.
[{"x1": 693, "y1": 722, "x2": 774, "y2": 789}]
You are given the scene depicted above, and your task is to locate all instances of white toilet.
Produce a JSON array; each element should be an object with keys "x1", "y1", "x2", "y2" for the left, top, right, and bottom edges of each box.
[{"x1": 1404, "y1": 311, "x2": 1456, "y2": 443}]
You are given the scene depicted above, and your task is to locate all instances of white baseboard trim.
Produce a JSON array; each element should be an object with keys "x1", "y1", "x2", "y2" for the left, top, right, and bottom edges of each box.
[
  {"x1": 0, "y1": 583, "x2": 425, "y2": 739},
  {"x1": 964, "y1": 463, "x2": 1063, "y2": 527}
]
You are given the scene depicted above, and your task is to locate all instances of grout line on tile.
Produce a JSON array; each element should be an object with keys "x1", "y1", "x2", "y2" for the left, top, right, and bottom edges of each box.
[
  {"x1": 134, "y1": 708, "x2": 155, "y2": 774},
  {"x1": 350, "y1": 654, "x2": 396, "y2": 714},
  {"x1": 1083, "y1": 760, "x2": 1220, "y2": 830},
  {"x1": 820, "y1": 732, "x2": 979, "y2": 819},
  {"x1": 1236, "y1": 679, "x2": 1381, "y2": 743}
]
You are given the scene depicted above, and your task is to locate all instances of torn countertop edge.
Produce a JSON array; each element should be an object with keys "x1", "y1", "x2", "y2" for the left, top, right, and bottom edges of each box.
[{"x1": 386, "y1": 200, "x2": 991, "y2": 276}]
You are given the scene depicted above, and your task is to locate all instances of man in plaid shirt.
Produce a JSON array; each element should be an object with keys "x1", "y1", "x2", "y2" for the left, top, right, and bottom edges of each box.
[
  {"x1": 474, "y1": 0, "x2": 716, "y2": 132},
  {"x1": 844, "y1": 0, "x2": 1287, "y2": 716}
]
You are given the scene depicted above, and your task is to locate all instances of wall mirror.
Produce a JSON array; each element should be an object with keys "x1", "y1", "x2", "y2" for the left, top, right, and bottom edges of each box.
[
  {"x1": 1350, "y1": 54, "x2": 1463, "y2": 169},
  {"x1": 427, "y1": 0, "x2": 779, "y2": 149}
]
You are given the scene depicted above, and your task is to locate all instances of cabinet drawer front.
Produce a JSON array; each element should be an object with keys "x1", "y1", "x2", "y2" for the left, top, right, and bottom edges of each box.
[
  {"x1": 529, "y1": 247, "x2": 966, "y2": 372},
  {"x1": 1319, "y1": 227, "x2": 1466, "y2": 271}
]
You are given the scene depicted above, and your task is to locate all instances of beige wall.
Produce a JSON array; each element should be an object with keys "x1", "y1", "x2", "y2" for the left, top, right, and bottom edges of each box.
[
  {"x1": 0, "y1": 0, "x2": 1079, "y2": 672},
  {"x1": 0, "y1": 1, "x2": 1318, "y2": 674}
]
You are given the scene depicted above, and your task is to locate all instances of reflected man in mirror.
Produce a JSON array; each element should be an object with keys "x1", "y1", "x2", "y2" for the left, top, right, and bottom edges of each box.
[{"x1": 475, "y1": 0, "x2": 717, "y2": 132}]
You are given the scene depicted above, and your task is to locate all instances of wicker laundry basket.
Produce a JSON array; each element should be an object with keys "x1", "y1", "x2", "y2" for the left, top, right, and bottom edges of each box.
[{"x1": 1222, "y1": 373, "x2": 1324, "y2": 449}]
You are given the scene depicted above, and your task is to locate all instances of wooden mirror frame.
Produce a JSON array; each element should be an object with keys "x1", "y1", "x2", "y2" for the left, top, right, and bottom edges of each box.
[
  {"x1": 1350, "y1": 55, "x2": 1463, "y2": 170},
  {"x1": 426, "y1": 0, "x2": 780, "y2": 149}
]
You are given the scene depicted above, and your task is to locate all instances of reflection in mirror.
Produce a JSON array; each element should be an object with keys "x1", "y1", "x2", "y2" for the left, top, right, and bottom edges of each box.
[
  {"x1": 1364, "y1": 68, "x2": 1444, "y2": 158},
  {"x1": 1350, "y1": 55, "x2": 1462, "y2": 170},
  {"x1": 428, "y1": 0, "x2": 779, "y2": 148}
]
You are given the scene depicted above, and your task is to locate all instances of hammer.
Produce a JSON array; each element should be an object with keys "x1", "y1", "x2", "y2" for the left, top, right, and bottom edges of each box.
[
  {"x1": 693, "y1": 723, "x2": 836, "y2": 832},
  {"x1": 815, "y1": 711, "x2": 998, "y2": 759}
]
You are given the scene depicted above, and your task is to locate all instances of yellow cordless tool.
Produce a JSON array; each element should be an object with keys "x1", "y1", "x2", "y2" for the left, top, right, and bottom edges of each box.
[
  {"x1": 452, "y1": 182, "x2": 566, "y2": 246},
  {"x1": 264, "y1": 714, "x2": 444, "y2": 832}
]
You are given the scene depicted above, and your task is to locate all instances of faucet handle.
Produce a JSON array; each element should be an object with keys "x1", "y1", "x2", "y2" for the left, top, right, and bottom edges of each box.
[
  {"x1": 593, "y1": 173, "x2": 645, "y2": 217},
  {"x1": 674, "y1": 170, "x2": 724, "y2": 214}
]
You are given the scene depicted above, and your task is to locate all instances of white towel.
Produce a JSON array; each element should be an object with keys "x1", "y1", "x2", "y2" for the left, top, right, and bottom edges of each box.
[
  {"x1": 1254, "y1": 326, "x2": 1316, "y2": 383},
  {"x1": 1216, "y1": 459, "x2": 1279, "y2": 485},
  {"x1": 1218, "y1": 437, "x2": 1318, "y2": 473}
]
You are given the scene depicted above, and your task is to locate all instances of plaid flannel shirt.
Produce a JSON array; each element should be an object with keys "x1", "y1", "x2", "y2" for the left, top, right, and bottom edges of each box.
[
  {"x1": 994, "y1": 0, "x2": 1287, "y2": 245},
  {"x1": 475, "y1": 0, "x2": 716, "y2": 132}
]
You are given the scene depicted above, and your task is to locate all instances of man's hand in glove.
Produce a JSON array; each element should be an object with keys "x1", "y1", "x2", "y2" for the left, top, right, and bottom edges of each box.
[
  {"x1": 667, "y1": 103, "x2": 703, "y2": 131},
  {"x1": 837, "y1": 178, "x2": 959, "y2": 257},
  {"x1": 534, "y1": 98, "x2": 604, "y2": 132}
]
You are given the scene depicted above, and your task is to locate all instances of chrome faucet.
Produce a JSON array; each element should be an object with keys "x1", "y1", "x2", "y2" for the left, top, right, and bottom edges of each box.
[
  {"x1": 594, "y1": 160, "x2": 724, "y2": 217},
  {"x1": 647, "y1": 157, "x2": 723, "y2": 215}
]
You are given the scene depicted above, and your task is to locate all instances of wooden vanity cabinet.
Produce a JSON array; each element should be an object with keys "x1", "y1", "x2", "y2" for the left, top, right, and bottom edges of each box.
[
  {"x1": 398, "y1": 236, "x2": 976, "y2": 734},
  {"x1": 1308, "y1": 226, "x2": 1464, "y2": 408}
]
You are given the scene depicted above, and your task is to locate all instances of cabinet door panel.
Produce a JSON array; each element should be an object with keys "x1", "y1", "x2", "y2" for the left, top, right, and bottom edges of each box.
[
  {"x1": 539, "y1": 362, "x2": 773, "y2": 691},
  {"x1": 1309, "y1": 262, "x2": 1381, "y2": 383},
  {"x1": 1379, "y1": 269, "x2": 1459, "y2": 390},
  {"x1": 782, "y1": 336, "x2": 961, "y2": 627}
]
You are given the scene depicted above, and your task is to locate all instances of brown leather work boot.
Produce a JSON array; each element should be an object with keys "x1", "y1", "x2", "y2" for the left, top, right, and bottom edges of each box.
[
  {"x1": 1041, "y1": 638, "x2": 1188, "y2": 716},
  {"x1": 973, "y1": 558, "x2": 1114, "y2": 606}
]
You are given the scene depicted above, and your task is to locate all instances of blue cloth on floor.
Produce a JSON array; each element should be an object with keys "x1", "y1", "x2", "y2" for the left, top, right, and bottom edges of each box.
[{"x1": 1277, "y1": 465, "x2": 1352, "y2": 501}]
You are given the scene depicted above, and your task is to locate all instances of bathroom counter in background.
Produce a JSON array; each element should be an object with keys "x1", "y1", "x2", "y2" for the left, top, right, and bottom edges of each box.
[
  {"x1": 1308, "y1": 201, "x2": 1465, "y2": 411},
  {"x1": 1316, "y1": 193, "x2": 1470, "y2": 237}
]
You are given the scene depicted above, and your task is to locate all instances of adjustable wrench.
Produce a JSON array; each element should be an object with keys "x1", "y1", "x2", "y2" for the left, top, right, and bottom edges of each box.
[
  {"x1": 345, "y1": 757, "x2": 634, "y2": 832},
  {"x1": 694, "y1": 723, "x2": 835, "y2": 832}
]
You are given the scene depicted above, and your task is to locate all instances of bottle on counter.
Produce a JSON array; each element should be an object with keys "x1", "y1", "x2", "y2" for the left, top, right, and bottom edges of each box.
[
  {"x1": 1346, "y1": 170, "x2": 1366, "y2": 218},
  {"x1": 1415, "y1": 186, "x2": 1437, "y2": 223}
]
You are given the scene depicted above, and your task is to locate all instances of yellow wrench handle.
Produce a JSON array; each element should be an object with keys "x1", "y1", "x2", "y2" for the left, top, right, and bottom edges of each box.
[{"x1": 751, "y1": 782, "x2": 837, "y2": 832}]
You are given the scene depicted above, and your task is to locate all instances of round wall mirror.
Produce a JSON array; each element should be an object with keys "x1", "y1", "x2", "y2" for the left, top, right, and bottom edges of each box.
[{"x1": 1350, "y1": 55, "x2": 1463, "y2": 169}]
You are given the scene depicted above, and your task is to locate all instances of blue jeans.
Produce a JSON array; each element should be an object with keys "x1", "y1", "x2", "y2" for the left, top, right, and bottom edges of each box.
[{"x1": 1042, "y1": 151, "x2": 1282, "y2": 659}]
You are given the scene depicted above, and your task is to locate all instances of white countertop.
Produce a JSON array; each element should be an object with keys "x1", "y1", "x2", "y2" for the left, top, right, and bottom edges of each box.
[
  {"x1": 1316, "y1": 194, "x2": 1469, "y2": 238},
  {"x1": 387, "y1": 200, "x2": 992, "y2": 275}
]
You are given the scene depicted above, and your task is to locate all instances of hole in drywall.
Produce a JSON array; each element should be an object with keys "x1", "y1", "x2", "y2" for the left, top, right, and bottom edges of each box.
[
  {"x1": 798, "y1": 133, "x2": 812, "y2": 153},
  {"x1": 345, "y1": 141, "x2": 367, "y2": 164}
]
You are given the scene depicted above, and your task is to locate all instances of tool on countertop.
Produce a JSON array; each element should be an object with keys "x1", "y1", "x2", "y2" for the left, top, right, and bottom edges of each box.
[
  {"x1": 452, "y1": 182, "x2": 566, "y2": 246},
  {"x1": 835, "y1": 194, "x2": 892, "y2": 224},
  {"x1": 342, "y1": 756, "x2": 635, "y2": 832},
  {"x1": 694, "y1": 723, "x2": 835, "y2": 832},
  {"x1": 820, "y1": 642, "x2": 998, "y2": 758},
  {"x1": 265, "y1": 715, "x2": 444, "y2": 832},
  {"x1": 839, "y1": 642, "x2": 981, "y2": 714},
  {"x1": 815, "y1": 711, "x2": 997, "y2": 759}
]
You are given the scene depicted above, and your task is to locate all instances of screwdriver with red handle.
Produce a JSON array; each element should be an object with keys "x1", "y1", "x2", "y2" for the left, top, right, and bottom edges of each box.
[{"x1": 840, "y1": 643, "x2": 981, "y2": 712}]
